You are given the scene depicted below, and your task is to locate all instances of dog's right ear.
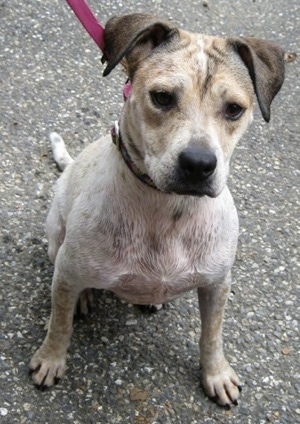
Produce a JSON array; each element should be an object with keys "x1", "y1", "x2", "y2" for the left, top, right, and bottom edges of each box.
[
  {"x1": 230, "y1": 37, "x2": 285, "y2": 122},
  {"x1": 103, "y1": 13, "x2": 178, "y2": 77}
]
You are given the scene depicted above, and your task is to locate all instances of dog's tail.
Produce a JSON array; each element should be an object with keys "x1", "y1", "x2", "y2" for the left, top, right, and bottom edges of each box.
[{"x1": 49, "y1": 132, "x2": 73, "y2": 171}]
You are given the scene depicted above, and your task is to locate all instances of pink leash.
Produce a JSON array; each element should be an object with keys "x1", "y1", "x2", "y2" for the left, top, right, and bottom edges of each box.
[
  {"x1": 65, "y1": 1, "x2": 154, "y2": 188},
  {"x1": 65, "y1": 0, "x2": 105, "y2": 51},
  {"x1": 65, "y1": 0, "x2": 131, "y2": 99}
]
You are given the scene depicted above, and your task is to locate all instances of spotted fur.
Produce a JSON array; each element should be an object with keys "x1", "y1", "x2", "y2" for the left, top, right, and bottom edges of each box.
[{"x1": 30, "y1": 13, "x2": 285, "y2": 408}]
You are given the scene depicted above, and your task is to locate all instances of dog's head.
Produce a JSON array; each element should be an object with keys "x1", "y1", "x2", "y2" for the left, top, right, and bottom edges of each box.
[{"x1": 104, "y1": 14, "x2": 285, "y2": 197}]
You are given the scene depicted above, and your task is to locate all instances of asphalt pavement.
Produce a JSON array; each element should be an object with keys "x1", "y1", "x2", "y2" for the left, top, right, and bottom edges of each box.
[{"x1": 0, "y1": 0, "x2": 299, "y2": 423}]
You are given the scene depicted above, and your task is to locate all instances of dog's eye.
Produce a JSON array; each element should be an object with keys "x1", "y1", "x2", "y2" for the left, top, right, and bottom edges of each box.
[
  {"x1": 224, "y1": 103, "x2": 245, "y2": 121},
  {"x1": 150, "y1": 91, "x2": 175, "y2": 109}
]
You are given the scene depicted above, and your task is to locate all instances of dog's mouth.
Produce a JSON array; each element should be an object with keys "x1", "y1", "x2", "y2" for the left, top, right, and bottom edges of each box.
[
  {"x1": 112, "y1": 125, "x2": 222, "y2": 198},
  {"x1": 158, "y1": 146, "x2": 220, "y2": 197},
  {"x1": 163, "y1": 181, "x2": 220, "y2": 198},
  {"x1": 160, "y1": 148, "x2": 220, "y2": 198}
]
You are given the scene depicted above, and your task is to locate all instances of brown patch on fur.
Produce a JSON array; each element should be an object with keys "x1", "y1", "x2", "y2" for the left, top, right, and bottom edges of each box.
[
  {"x1": 172, "y1": 204, "x2": 184, "y2": 222},
  {"x1": 229, "y1": 37, "x2": 285, "y2": 121},
  {"x1": 103, "y1": 14, "x2": 179, "y2": 78}
]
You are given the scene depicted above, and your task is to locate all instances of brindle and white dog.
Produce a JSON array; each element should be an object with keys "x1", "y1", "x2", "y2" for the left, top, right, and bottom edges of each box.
[{"x1": 29, "y1": 14, "x2": 285, "y2": 407}]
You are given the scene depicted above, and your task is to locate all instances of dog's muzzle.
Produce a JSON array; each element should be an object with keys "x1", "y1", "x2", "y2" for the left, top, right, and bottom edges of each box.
[
  {"x1": 167, "y1": 147, "x2": 218, "y2": 197},
  {"x1": 112, "y1": 124, "x2": 219, "y2": 197}
]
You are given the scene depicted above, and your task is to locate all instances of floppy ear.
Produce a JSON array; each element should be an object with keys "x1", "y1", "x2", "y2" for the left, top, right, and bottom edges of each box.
[
  {"x1": 103, "y1": 13, "x2": 178, "y2": 77},
  {"x1": 230, "y1": 38, "x2": 285, "y2": 122}
]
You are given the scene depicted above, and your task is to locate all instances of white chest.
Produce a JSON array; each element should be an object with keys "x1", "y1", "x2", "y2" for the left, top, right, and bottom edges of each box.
[{"x1": 84, "y1": 207, "x2": 238, "y2": 304}]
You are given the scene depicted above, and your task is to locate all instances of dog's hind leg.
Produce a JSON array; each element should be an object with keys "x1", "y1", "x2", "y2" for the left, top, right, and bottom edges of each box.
[
  {"x1": 46, "y1": 201, "x2": 93, "y2": 317},
  {"x1": 46, "y1": 203, "x2": 65, "y2": 265},
  {"x1": 45, "y1": 132, "x2": 72, "y2": 263},
  {"x1": 75, "y1": 288, "x2": 94, "y2": 318},
  {"x1": 137, "y1": 304, "x2": 165, "y2": 313}
]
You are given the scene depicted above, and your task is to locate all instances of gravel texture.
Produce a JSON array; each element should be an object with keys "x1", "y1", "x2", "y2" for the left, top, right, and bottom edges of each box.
[{"x1": 0, "y1": 0, "x2": 299, "y2": 423}]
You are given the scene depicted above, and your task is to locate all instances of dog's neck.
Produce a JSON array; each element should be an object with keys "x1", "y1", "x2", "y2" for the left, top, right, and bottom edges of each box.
[{"x1": 111, "y1": 122, "x2": 159, "y2": 191}]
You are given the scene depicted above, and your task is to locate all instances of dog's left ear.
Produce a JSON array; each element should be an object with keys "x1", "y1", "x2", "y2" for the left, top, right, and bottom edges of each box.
[
  {"x1": 230, "y1": 38, "x2": 285, "y2": 122},
  {"x1": 103, "y1": 13, "x2": 178, "y2": 78}
]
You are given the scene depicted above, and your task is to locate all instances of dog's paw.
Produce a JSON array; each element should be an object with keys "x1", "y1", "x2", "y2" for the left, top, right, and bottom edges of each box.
[
  {"x1": 75, "y1": 288, "x2": 94, "y2": 318},
  {"x1": 137, "y1": 304, "x2": 165, "y2": 313},
  {"x1": 29, "y1": 346, "x2": 66, "y2": 389},
  {"x1": 201, "y1": 359, "x2": 241, "y2": 408}
]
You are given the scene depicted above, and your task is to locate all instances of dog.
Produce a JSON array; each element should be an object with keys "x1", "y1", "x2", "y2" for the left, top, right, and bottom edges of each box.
[{"x1": 29, "y1": 13, "x2": 285, "y2": 407}]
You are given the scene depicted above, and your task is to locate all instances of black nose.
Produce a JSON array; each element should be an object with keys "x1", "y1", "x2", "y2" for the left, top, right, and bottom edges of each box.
[{"x1": 178, "y1": 147, "x2": 217, "y2": 182}]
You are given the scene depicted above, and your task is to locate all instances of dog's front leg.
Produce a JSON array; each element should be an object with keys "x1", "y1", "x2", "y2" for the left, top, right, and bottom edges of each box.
[
  {"x1": 29, "y1": 275, "x2": 79, "y2": 388},
  {"x1": 198, "y1": 273, "x2": 241, "y2": 407}
]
